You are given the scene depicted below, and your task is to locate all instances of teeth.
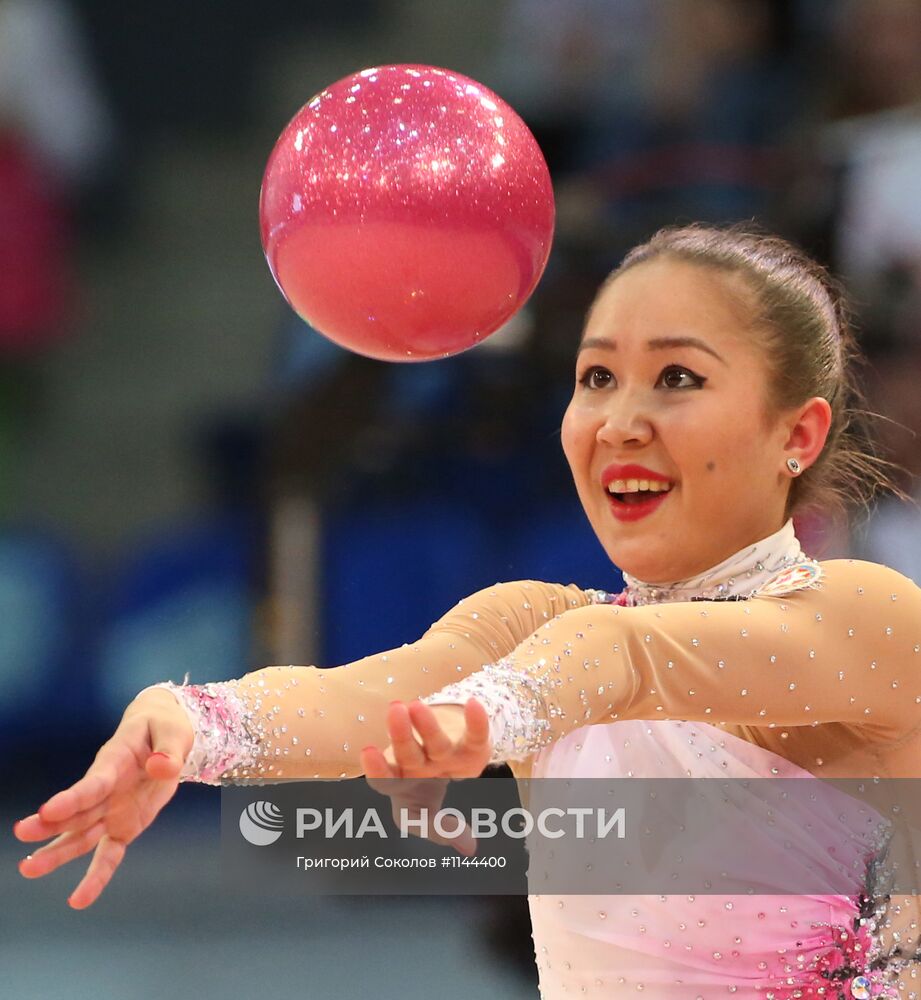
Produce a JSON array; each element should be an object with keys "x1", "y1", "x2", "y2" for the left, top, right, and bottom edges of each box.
[{"x1": 607, "y1": 478, "x2": 672, "y2": 494}]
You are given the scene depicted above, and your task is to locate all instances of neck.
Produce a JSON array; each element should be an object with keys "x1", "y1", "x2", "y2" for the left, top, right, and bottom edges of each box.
[{"x1": 621, "y1": 519, "x2": 807, "y2": 605}]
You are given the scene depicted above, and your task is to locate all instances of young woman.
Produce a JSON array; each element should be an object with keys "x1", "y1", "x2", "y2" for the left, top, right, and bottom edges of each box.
[{"x1": 16, "y1": 226, "x2": 921, "y2": 999}]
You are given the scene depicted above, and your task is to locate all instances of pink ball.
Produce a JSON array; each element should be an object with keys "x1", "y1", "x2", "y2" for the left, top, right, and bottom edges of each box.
[{"x1": 259, "y1": 64, "x2": 554, "y2": 361}]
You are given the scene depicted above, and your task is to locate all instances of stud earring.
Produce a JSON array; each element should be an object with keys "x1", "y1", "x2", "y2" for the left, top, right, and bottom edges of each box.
[{"x1": 786, "y1": 457, "x2": 802, "y2": 475}]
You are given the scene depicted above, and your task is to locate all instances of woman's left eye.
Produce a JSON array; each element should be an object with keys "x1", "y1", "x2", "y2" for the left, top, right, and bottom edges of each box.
[{"x1": 657, "y1": 366, "x2": 705, "y2": 390}]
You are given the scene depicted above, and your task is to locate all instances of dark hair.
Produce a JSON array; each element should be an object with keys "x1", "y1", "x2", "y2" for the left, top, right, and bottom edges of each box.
[{"x1": 596, "y1": 223, "x2": 906, "y2": 522}]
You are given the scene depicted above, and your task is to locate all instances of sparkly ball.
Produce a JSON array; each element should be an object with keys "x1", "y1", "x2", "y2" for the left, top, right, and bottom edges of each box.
[{"x1": 259, "y1": 64, "x2": 554, "y2": 361}]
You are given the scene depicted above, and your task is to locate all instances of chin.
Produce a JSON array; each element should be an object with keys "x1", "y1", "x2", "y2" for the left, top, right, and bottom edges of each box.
[
  {"x1": 604, "y1": 528, "x2": 713, "y2": 584},
  {"x1": 602, "y1": 537, "x2": 672, "y2": 584}
]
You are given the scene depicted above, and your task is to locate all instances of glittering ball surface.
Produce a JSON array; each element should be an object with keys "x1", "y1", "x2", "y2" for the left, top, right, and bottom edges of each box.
[{"x1": 259, "y1": 64, "x2": 554, "y2": 361}]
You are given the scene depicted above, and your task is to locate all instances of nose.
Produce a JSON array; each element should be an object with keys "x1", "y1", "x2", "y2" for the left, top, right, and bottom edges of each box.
[{"x1": 595, "y1": 392, "x2": 654, "y2": 448}]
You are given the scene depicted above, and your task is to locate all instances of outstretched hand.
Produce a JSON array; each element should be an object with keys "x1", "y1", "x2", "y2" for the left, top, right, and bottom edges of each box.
[
  {"x1": 360, "y1": 699, "x2": 492, "y2": 855},
  {"x1": 13, "y1": 688, "x2": 193, "y2": 909}
]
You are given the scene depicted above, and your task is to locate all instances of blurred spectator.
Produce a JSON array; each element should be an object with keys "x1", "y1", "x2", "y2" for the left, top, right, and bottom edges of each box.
[
  {"x1": 792, "y1": 0, "x2": 921, "y2": 355},
  {"x1": 493, "y1": 0, "x2": 657, "y2": 174},
  {"x1": 783, "y1": 0, "x2": 921, "y2": 565},
  {"x1": 855, "y1": 351, "x2": 921, "y2": 583},
  {"x1": 825, "y1": 0, "x2": 921, "y2": 120},
  {"x1": 0, "y1": 0, "x2": 115, "y2": 513},
  {"x1": 541, "y1": 0, "x2": 807, "y2": 265},
  {"x1": 0, "y1": 0, "x2": 113, "y2": 350},
  {"x1": 0, "y1": 0, "x2": 113, "y2": 189}
]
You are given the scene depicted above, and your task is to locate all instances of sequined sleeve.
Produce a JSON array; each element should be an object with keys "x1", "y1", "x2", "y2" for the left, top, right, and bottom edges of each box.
[
  {"x1": 152, "y1": 579, "x2": 592, "y2": 784},
  {"x1": 425, "y1": 560, "x2": 921, "y2": 763}
]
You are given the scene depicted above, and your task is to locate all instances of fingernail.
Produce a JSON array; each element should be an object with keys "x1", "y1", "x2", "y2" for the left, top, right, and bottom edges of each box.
[
  {"x1": 360, "y1": 746, "x2": 376, "y2": 754},
  {"x1": 148, "y1": 752, "x2": 169, "y2": 760}
]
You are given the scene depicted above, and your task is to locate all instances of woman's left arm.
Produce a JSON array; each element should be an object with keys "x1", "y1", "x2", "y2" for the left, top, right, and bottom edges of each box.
[{"x1": 418, "y1": 560, "x2": 921, "y2": 764}]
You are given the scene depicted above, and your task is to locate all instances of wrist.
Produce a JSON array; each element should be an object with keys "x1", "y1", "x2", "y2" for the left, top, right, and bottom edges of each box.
[{"x1": 135, "y1": 681, "x2": 261, "y2": 785}]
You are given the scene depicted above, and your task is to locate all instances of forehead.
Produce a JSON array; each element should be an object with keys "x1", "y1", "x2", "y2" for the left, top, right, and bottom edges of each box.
[{"x1": 585, "y1": 258, "x2": 759, "y2": 351}]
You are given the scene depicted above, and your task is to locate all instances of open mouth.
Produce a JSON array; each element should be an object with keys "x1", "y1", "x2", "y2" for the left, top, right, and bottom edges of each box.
[
  {"x1": 604, "y1": 478, "x2": 673, "y2": 519},
  {"x1": 606, "y1": 479, "x2": 672, "y2": 504}
]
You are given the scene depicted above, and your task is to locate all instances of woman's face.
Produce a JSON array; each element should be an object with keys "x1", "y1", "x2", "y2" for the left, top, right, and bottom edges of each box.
[{"x1": 562, "y1": 257, "x2": 796, "y2": 583}]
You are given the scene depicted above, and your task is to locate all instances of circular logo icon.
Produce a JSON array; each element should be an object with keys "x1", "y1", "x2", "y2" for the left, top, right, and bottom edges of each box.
[{"x1": 239, "y1": 801, "x2": 284, "y2": 846}]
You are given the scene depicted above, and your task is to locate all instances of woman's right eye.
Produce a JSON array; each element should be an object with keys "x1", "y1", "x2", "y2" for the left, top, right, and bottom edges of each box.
[{"x1": 578, "y1": 365, "x2": 614, "y2": 390}]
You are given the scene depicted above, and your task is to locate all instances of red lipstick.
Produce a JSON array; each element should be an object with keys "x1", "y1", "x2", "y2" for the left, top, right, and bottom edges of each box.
[{"x1": 601, "y1": 463, "x2": 674, "y2": 523}]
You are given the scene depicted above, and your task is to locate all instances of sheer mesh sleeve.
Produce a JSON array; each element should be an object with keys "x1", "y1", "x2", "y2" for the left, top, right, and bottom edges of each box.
[
  {"x1": 153, "y1": 580, "x2": 593, "y2": 783},
  {"x1": 425, "y1": 561, "x2": 921, "y2": 765}
]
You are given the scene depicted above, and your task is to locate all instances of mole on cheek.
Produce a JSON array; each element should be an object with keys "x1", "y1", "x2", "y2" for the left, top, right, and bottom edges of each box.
[{"x1": 706, "y1": 461, "x2": 716, "y2": 472}]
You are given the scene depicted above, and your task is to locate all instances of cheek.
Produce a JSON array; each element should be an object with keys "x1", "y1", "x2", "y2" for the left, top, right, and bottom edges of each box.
[{"x1": 695, "y1": 421, "x2": 770, "y2": 484}]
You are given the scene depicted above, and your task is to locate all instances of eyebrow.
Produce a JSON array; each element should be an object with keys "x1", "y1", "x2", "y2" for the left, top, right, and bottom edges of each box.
[{"x1": 578, "y1": 335, "x2": 728, "y2": 366}]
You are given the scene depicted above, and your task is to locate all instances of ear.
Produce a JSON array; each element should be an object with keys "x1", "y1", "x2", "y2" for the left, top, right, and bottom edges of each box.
[{"x1": 782, "y1": 396, "x2": 833, "y2": 471}]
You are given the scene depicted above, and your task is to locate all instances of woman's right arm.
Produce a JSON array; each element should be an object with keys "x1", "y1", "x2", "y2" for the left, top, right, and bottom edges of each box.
[
  {"x1": 13, "y1": 579, "x2": 591, "y2": 905},
  {"x1": 159, "y1": 579, "x2": 592, "y2": 783}
]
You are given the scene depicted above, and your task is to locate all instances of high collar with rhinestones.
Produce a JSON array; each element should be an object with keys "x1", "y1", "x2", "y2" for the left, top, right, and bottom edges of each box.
[{"x1": 617, "y1": 519, "x2": 812, "y2": 606}]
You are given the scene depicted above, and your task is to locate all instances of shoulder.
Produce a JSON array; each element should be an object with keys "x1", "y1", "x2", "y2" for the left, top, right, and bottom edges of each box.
[
  {"x1": 816, "y1": 558, "x2": 921, "y2": 597},
  {"x1": 805, "y1": 559, "x2": 921, "y2": 628}
]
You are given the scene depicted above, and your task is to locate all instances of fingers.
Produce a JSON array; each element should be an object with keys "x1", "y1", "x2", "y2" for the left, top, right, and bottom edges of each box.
[
  {"x1": 388, "y1": 700, "x2": 460, "y2": 772},
  {"x1": 67, "y1": 835, "x2": 127, "y2": 910},
  {"x1": 427, "y1": 810, "x2": 478, "y2": 857},
  {"x1": 18, "y1": 820, "x2": 107, "y2": 880},
  {"x1": 14, "y1": 799, "x2": 110, "y2": 844},
  {"x1": 384, "y1": 701, "x2": 490, "y2": 778},
  {"x1": 362, "y1": 750, "x2": 478, "y2": 856},
  {"x1": 395, "y1": 801, "x2": 477, "y2": 857},
  {"x1": 37, "y1": 765, "x2": 119, "y2": 826},
  {"x1": 13, "y1": 813, "x2": 50, "y2": 843},
  {"x1": 463, "y1": 698, "x2": 491, "y2": 750},
  {"x1": 38, "y1": 735, "x2": 143, "y2": 824},
  {"x1": 386, "y1": 701, "x2": 426, "y2": 773},
  {"x1": 364, "y1": 701, "x2": 490, "y2": 857},
  {"x1": 360, "y1": 745, "x2": 396, "y2": 784},
  {"x1": 406, "y1": 702, "x2": 454, "y2": 761}
]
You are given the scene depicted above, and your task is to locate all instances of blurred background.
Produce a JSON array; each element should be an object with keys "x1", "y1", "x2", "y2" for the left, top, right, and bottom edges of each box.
[{"x1": 3, "y1": 0, "x2": 921, "y2": 996}]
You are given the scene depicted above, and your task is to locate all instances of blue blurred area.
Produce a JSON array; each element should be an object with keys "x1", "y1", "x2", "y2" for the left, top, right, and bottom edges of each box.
[
  {"x1": 0, "y1": 529, "x2": 89, "y2": 734},
  {"x1": 94, "y1": 514, "x2": 256, "y2": 713},
  {"x1": 321, "y1": 500, "x2": 496, "y2": 665},
  {"x1": 321, "y1": 498, "x2": 622, "y2": 666},
  {"x1": 0, "y1": 516, "x2": 259, "y2": 749}
]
